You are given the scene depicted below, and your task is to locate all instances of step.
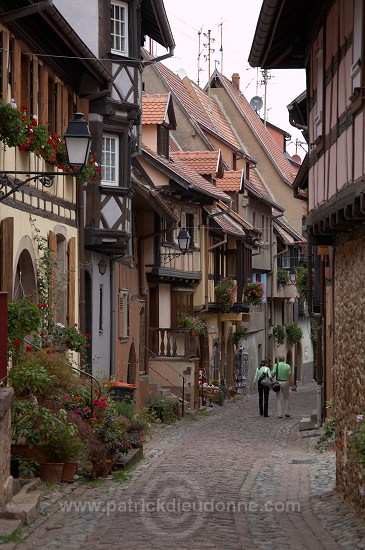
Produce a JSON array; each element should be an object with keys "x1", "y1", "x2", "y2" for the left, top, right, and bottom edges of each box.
[
  {"x1": 0, "y1": 479, "x2": 41, "y2": 525},
  {"x1": 114, "y1": 447, "x2": 143, "y2": 470},
  {"x1": 299, "y1": 417, "x2": 318, "y2": 431}
]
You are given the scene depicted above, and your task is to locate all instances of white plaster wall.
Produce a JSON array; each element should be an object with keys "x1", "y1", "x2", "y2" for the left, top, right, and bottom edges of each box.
[
  {"x1": 90, "y1": 256, "x2": 111, "y2": 377},
  {"x1": 54, "y1": 0, "x2": 99, "y2": 56},
  {"x1": 159, "y1": 284, "x2": 170, "y2": 328}
]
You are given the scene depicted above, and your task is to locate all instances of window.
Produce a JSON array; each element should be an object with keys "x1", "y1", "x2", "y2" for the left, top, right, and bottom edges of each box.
[
  {"x1": 118, "y1": 289, "x2": 129, "y2": 339},
  {"x1": 157, "y1": 125, "x2": 169, "y2": 158},
  {"x1": 101, "y1": 134, "x2": 119, "y2": 185},
  {"x1": 352, "y1": 0, "x2": 363, "y2": 92},
  {"x1": 226, "y1": 252, "x2": 236, "y2": 277},
  {"x1": 111, "y1": 1, "x2": 128, "y2": 56},
  {"x1": 171, "y1": 289, "x2": 193, "y2": 326}
]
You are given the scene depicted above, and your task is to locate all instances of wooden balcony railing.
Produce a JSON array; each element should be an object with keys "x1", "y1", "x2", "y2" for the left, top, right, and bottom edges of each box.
[{"x1": 149, "y1": 328, "x2": 201, "y2": 359}]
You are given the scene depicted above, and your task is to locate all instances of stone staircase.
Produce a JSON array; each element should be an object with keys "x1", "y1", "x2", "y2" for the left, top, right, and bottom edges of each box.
[
  {"x1": 299, "y1": 409, "x2": 318, "y2": 431},
  {"x1": 0, "y1": 478, "x2": 41, "y2": 537}
]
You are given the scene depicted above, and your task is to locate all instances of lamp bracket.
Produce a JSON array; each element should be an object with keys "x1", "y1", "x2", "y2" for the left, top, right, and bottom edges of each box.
[
  {"x1": 160, "y1": 251, "x2": 192, "y2": 265},
  {"x1": 0, "y1": 170, "x2": 76, "y2": 202}
]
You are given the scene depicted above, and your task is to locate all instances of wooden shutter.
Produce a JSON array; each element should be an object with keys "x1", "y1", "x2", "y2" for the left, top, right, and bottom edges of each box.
[
  {"x1": 13, "y1": 40, "x2": 21, "y2": 107},
  {"x1": 0, "y1": 218, "x2": 14, "y2": 297},
  {"x1": 194, "y1": 213, "x2": 199, "y2": 247},
  {"x1": 48, "y1": 230, "x2": 57, "y2": 319},
  {"x1": 68, "y1": 237, "x2": 76, "y2": 327}
]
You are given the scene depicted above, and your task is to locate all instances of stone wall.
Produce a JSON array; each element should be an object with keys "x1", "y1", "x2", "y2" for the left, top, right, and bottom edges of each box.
[
  {"x1": 335, "y1": 237, "x2": 365, "y2": 518},
  {"x1": 0, "y1": 387, "x2": 14, "y2": 506}
]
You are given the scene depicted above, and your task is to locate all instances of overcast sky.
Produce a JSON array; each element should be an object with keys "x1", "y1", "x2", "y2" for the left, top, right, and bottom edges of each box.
[{"x1": 156, "y1": 0, "x2": 307, "y2": 159}]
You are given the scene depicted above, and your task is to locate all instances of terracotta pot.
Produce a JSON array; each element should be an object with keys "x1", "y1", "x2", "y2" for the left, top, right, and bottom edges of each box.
[
  {"x1": 99, "y1": 459, "x2": 113, "y2": 478},
  {"x1": 39, "y1": 462, "x2": 64, "y2": 482},
  {"x1": 61, "y1": 461, "x2": 77, "y2": 483}
]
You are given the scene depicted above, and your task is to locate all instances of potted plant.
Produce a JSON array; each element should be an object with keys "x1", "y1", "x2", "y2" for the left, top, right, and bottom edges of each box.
[
  {"x1": 8, "y1": 363, "x2": 55, "y2": 400},
  {"x1": 295, "y1": 266, "x2": 308, "y2": 302},
  {"x1": 177, "y1": 315, "x2": 207, "y2": 336},
  {"x1": 277, "y1": 268, "x2": 290, "y2": 287},
  {"x1": 215, "y1": 278, "x2": 237, "y2": 312},
  {"x1": 41, "y1": 425, "x2": 86, "y2": 482},
  {"x1": 243, "y1": 281, "x2": 264, "y2": 305}
]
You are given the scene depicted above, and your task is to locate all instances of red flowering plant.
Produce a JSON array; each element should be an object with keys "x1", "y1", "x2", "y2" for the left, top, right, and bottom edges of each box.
[
  {"x1": 0, "y1": 100, "x2": 101, "y2": 184},
  {"x1": 215, "y1": 278, "x2": 237, "y2": 312},
  {"x1": 243, "y1": 280, "x2": 264, "y2": 306}
]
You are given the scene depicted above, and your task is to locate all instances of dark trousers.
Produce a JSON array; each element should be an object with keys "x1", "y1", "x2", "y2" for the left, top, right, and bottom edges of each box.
[{"x1": 258, "y1": 382, "x2": 270, "y2": 416}]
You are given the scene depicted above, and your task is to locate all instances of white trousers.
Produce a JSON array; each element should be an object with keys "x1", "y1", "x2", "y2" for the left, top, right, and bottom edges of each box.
[{"x1": 276, "y1": 381, "x2": 289, "y2": 416}]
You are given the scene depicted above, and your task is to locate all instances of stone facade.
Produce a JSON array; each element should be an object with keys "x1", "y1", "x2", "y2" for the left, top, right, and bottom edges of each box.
[
  {"x1": 0, "y1": 388, "x2": 14, "y2": 507},
  {"x1": 335, "y1": 236, "x2": 365, "y2": 518}
]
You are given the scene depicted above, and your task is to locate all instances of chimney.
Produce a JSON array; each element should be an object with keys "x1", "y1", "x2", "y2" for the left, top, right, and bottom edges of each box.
[{"x1": 232, "y1": 73, "x2": 240, "y2": 91}]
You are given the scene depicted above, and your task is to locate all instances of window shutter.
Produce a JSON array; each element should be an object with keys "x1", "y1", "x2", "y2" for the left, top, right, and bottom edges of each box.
[
  {"x1": 181, "y1": 211, "x2": 186, "y2": 235},
  {"x1": 173, "y1": 209, "x2": 179, "y2": 243},
  {"x1": 68, "y1": 237, "x2": 76, "y2": 327},
  {"x1": 118, "y1": 289, "x2": 129, "y2": 338},
  {"x1": 194, "y1": 214, "x2": 199, "y2": 247}
]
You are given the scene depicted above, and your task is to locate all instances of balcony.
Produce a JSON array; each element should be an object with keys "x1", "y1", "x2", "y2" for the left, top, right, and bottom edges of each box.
[{"x1": 149, "y1": 328, "x2": 201, "y2": 359}]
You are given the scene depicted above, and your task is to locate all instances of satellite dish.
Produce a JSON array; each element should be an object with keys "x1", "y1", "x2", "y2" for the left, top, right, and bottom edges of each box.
[
  {"x1": 250, "y1": 96, "x2": 263, "y2": 112},
  {"x1": 177, "y1": 68, "x2": 187, "y2": 79}
]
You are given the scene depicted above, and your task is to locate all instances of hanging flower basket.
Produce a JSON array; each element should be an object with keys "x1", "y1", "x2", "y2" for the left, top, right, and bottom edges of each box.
[
  {"x1": 243, "y1": 281, "x2": 264, "y2": 305},
  {"x1": 215, "y1": 278, "x2": 237, "y2": 312},
  {"x1": 0, "y1": 100, "x2": 101, "y2": 184}
]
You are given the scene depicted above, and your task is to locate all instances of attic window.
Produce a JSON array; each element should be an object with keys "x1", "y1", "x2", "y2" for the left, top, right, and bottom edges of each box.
[
  {"x1": 111, "y1": 1, "x2": 128, "y2": 56},
  {"x1": 157, "y1": 125, "x2": 169, "y2": 158}
]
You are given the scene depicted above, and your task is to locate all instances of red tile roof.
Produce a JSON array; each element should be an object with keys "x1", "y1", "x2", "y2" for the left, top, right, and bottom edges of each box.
[
  {"x1": 217, "y1": 170, "x2": 243, "y2": 192},
  {"x1": 142, "y1": 93, "x2": 170, "y2": 125},
  {"x1": 142, "y1": 146, "x2": 231, "y2": 203},
  {"x1": 170, "y1": 150, "x2": 222, "y2": 176},
  {"x1": 154, "y1": 62, "x2": 242, "y2": 151},
  {"x1": 216, "y1": 72, "x2": 297, "y2": 183}
]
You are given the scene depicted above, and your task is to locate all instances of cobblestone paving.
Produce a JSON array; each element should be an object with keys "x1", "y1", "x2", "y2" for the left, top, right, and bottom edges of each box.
[{"x1": 7, "y1": 382, "x2": 365, "y2": 549}]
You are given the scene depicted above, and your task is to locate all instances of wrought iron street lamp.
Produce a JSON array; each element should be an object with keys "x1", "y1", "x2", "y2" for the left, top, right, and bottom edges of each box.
[
  {"x1": 290, "y1": 267, "x2": 297, "y2": 283},
  {"x1": 0, "y1": 112, "x2": 92, "y2": 202},
  {"x1": 160, "y1": 228, "x2": 191, "y2": 264}
]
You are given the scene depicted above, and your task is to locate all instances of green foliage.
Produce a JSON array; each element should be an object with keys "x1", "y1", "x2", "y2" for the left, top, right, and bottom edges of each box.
[
  {"x1": 18, "y1": 457, "x2": 39, "y2": 478},
  {"x1": 8, "y1": 363, "x2": 54, "y2": 398},
  {"x1": 285, "y1": 322, "x2": 303, "y2": 346},
  {"x1": 243, "y1": 281, "x2": 264, "y2": 305},
  {"x1": 295, "y1": 266, "x2": 308, "y2": 301},
  {"x1": 0, "y1": 527, "x2": 23, "y2": 544},
  {"x1": 277, "y1": 267, "x2": 290, "y2": 287},
  {"x1": 177, "y1": 315, "x2": 207, "y2": 335},
  {"x1": 316, "y1": 415, "x2": 336, "y2": 453},
  {"x1": 8, "y1": 296, "x2": 42, "y2": 352},
  {"x1": 41, "y1": 428, "x2": 86, "y2": 463},
  {"x1": 215, "y1": 278, "x2": 237, "y2": 312},
  {"x1": 273, "y1": 325, "x2": 285, "y2": 346},
  {"x1": 233, "y1": 328, "x2": 247, "y2": 346},
  {"x1": 352, "y1": 414, "x2": 365, "y2": 470},
  {"x1": 11, "y1": 401, "x2": 76, "y2": 449},
  {"x1": 112, "y1": 400, "x2": 136, "y2": 419},
  {"x1": 146, "y1": 395, "x2": 180, "y2": 423}
]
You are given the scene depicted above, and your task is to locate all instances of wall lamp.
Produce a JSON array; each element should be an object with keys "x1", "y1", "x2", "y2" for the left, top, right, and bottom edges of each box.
[
  {"x1": 160, "y1": 228, "x2": 191, "y2": 264},
  {"x1": 98, "y1": 258, "x2": 107, "y2": 276},
  {"x1": 0, "y1": 113, "x2": 92, "y2": 202}
]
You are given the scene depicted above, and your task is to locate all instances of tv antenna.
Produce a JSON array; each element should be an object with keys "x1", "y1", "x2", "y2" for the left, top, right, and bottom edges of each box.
[
  {"x1": 197, "y1": 27, "x2": 204, "y2": 87},
  {"x1": 203, "y1": 29, "x2": 215, "y2": 96},
  {"x1": 218, "y1": 20, "x2": 223, "y2": 74},
  {"x1": 261, "y1": 69, "x2": 272, "y2": 128}
]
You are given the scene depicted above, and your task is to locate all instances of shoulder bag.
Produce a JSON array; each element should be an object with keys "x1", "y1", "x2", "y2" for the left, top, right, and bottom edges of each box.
[{"x1": 271, "y1": 364, "x2": 281, "y2": 392}]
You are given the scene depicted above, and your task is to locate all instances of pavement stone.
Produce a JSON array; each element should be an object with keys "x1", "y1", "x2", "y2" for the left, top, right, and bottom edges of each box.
[{"x1": 4, "y1": 381, "x2": 365, "y2": 549}]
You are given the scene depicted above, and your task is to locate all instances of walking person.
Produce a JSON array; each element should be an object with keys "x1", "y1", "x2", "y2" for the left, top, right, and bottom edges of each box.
[
  {"x1": 271, "y1": 355, "x2": 293, "y2": 418},
  {"x1": 253, "y1": 360, "x2": 271, "y2": 417}
]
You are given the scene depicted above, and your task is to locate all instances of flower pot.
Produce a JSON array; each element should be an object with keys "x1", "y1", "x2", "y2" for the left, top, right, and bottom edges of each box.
[
  {"x1": 61, "y1": 461, "x2": 78, "y2": 483},
  {"x1": 39, "y1": 462, "x2": 64, "y2": 482},
  {"x1": 99, "y1": 459, "x2": 113, "y2": 478}
]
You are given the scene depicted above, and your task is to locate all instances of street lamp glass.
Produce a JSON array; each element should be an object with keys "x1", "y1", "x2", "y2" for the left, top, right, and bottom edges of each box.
[
  {"x1": 289, "y1": 267, "x2": 297, "y2": 283},
  {"x1": 64, "y1": 113, "x2": 92, "y2": 171},
  {"x1": 177, "y1": 228, "x2": 191, "y2": 253}
]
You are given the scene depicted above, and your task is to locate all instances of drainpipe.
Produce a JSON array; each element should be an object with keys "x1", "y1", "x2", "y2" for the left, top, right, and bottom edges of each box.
[
  {"x1": 77, "y1": 180, "x2": 86, "y2": 366},
  {"x1": 307, "y1": 230, "x2": 323, "y2": 427}
]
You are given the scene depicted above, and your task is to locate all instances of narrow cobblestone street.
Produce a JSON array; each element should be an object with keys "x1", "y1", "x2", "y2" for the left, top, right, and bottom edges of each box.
[{"x1": 9, "y1": 382, "x2": 365, "y2": 549}]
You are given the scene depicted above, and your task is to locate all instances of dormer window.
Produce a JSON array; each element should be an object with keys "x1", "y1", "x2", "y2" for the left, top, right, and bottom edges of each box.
[
  {"x1": 111, "y1": 1, "x2": 128, "y2": 56},
  {"x1": 245, "y1": 162, "x2": 250, "y2": 181},
  {"x1": 157, "y1": 125, "x2": 169, "y2": 158}
]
